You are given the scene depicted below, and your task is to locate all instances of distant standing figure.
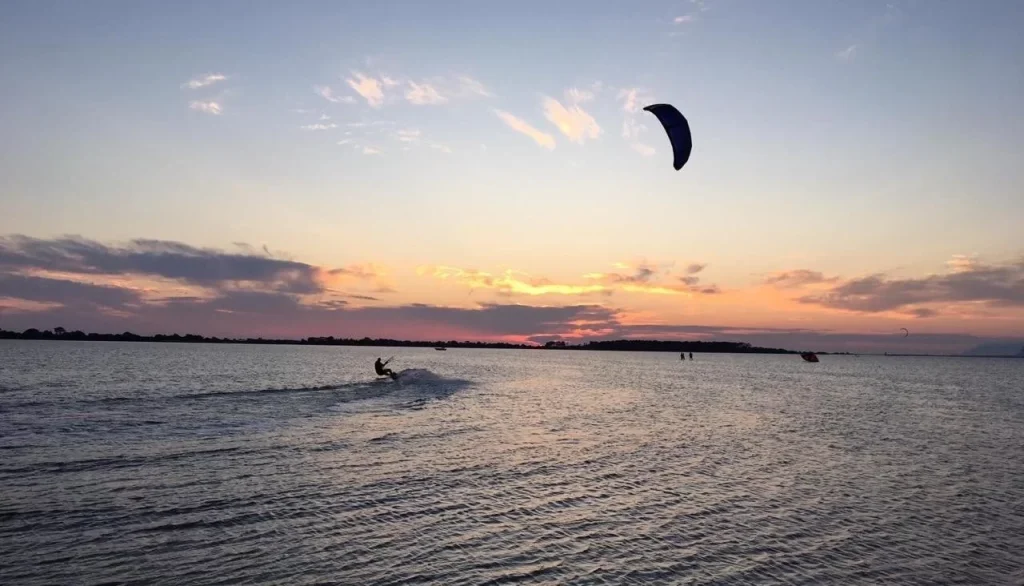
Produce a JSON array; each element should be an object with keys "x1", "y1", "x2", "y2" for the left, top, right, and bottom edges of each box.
[
  {"x1": 681, "y1": 352, "x2": 685, "y2": 361},
  {"x1": 689, "y1": 352, "x2": 693, "y2": 360}
]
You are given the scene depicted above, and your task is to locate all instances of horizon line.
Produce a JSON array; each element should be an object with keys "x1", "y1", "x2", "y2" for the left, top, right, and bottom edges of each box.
[{"x1": 1, "y1": 326, "x2": 807, "y2": 353}]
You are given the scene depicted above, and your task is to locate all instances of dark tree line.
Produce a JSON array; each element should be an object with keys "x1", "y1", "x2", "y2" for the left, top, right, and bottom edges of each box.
[
  {"x1": 0, "y1": 327, "x2": 800, "y2": 354},
  {"x1": 567, "y1": 339, "x2": 798, "y2": 354}
]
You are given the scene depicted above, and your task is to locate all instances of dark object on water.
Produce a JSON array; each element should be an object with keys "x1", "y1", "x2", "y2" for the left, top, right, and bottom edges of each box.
[
  {"x1": 643, "y1": 104, "x2": 692, "y2": 171},
  {"x1": 800, "y1": 352, "x2": 819, "y2": 363},
  {"x1": 435, "y1": 347, "x2": 446, "y2": 351}
]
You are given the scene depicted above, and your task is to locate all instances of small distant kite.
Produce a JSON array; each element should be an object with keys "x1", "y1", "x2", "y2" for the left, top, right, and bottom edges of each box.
[
  {"x1": 900, "y1": 328, "x2": 909, "y2": 338},
  {"x1": 643, "y1": 104, "x2": 692, "y2": 171}
]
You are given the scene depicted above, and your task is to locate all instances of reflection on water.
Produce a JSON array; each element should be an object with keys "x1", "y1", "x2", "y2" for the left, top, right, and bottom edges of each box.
[{"x1": 2, "y1": 341, "x2": 1023, "y2": 584}]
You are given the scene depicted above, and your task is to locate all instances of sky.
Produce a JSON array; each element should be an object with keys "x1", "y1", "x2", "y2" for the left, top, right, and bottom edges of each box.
[{"x1": 2, "y1": 0, "x2": 1023, "y2": 353}]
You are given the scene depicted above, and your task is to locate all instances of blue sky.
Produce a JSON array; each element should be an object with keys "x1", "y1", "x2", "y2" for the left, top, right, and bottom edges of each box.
[{"x1": 1, "y1": 0, "x2": 1023, "y2": 350}]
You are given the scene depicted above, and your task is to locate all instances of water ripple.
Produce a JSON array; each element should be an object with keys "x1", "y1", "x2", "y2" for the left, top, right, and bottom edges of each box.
[{"x1": 1, "y1": 343, "x2": 1023, "y2": 584}]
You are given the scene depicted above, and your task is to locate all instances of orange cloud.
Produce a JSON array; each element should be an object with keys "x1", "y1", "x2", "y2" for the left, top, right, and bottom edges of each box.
[
  {"x1": 346, "y1": 72, "x2": 385, "y2": 108},
  {"x1": 421, "y1": 261, "x2": 720, "y2": 298},
  {"x1": 494, "y1": 109, "x2": 556, "y2": 150},
  {"x1": 543, "y1": 96, "x2": 601, "y2": 143},
  {"x1": 0, "y1": 296, "x2": 63, "y2": 313},
  {"x1": 422, "y1": 265, "x2": 606, "y2": 296}
]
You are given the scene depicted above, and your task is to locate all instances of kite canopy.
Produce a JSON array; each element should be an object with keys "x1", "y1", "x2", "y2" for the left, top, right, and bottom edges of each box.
[
  {"x1": 900, "y1": 328, "x2": 909, "y2": 337},
  {"x1": 643, "y1": 104, "x2": 692, "y2": 171}
]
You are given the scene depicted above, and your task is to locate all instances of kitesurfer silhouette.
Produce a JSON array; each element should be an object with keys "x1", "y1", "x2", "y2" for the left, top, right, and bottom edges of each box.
[{"x1": 375, "y1": 357, "x2": 394, "y2": 378}]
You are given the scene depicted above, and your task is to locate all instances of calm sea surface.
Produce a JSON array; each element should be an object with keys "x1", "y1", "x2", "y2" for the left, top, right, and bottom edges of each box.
[{"x1": 1, "y1": 341, "x2": 1022, "y2": 584}]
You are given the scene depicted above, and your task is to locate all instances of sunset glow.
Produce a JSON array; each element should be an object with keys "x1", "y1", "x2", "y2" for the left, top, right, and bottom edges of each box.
[{"x1": 1, "y1": 1, "x2": 1022, "y2": 353}]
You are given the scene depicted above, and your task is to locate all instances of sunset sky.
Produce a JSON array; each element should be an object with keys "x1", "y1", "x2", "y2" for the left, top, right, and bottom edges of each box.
[{"x1": 2, "y1": 0, "x2": 1023, "y2": 353}]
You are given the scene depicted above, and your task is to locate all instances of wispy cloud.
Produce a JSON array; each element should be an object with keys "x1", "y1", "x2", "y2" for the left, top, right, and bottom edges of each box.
[
  {"x1": 494, "y1": 110, "x2": 556, "y2": 150},
  {"x1": 618, "y1": 87, "x2": 650, "y2": 114},
  {"x1": 315, "y1": 85, "x2": 356, "y2": 104},
  {"x1": 346, "y1": 72, "x2": 385, "y2": 108},
  {"x1": 836, "y1": 44, "x2": 859, "y2": 61},
  {"x1": 565, "y1": 87, "x2": 595, "y2": 103},
  {"x1": 836, "y1": 2, "x2": 905, "y2": 64},
  {"x1": 946, "y1": 254, "x2": 981, "y2": 273},
  {"x1": 414, "y1": 74, "x2": 494, "y2": 100},
  {"x1": 585, "y1": 261, "x2": 720, "y2": 295},
  {"x1": 618, "y1": 88, "x2": 656, "y2": 155},
  {"x1": 674, "y1": 15, "x2": 694, "y2": 24},
  {"x1": 389, "y1": 128, "x2": 450, "y2": 153},
  {"x1": 542, "y1": 96, "x2": 601, "y2": 144},
  {"x1": 763, "y1": 269, "x2": 837, "y2": 288},
  {"x1": 347, "y1": 120, "x2": 396, "y2": 128},
  {"x1": 621, "y1": 117, "x2": 646, "y2": 140},
  {"x1": 181, "y1": 73, "x2": 226, "y2": 90},
  {"x1": 322, "y1": 70, "x2": 489, "y2": 109},
  {"x1": 338, "y1": 120, "x2": 394, "y2": 155},
  {"x1": 189, "y1": 100, "x2": 223, "y2": 115},
  {"x1": 396, "y1": 129, "x2": 421, "y2": 143},
  {"x1": 300, "y1": 123, "x2": 337, "y2": 131},
  {"x1": 328, "y1": 263, "x2": 386, "y2": 280},
  {"x1": 405, "y1": 81, "x2": 447, "y2": 105},
  {"x1": 457, "y1": 75, "x2": 494, "y2": 98},
  {"x1": 685, "y1": 263, "x2": 707, "y2": 275}
]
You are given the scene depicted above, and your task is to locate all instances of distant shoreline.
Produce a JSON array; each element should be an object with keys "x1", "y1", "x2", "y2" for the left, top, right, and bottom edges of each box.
[
  {"x1": 4, "y1": 328, "x2": 1021, "y2": 358},
  {"x1": 878, "y1": 353, "x2": 1024, "y2": 359},
  {"x1": 1, "y1": 328, "x2": 800, "y2": 354}
]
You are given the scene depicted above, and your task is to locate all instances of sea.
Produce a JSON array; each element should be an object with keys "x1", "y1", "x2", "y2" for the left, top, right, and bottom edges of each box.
[{"x1": 1, "y1": 340, "x2": 1022, "y2": 585}]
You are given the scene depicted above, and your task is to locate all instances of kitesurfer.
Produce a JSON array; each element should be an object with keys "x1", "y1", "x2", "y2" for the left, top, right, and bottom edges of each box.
[{"x1": 374, "y1": 357, "x2": 394, "y2": 378}]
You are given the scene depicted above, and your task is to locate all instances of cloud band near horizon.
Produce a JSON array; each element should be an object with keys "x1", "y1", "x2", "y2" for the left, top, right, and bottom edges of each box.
[{"x1": 1, "y1": 235, "x2": 1022, "y2": 353}]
